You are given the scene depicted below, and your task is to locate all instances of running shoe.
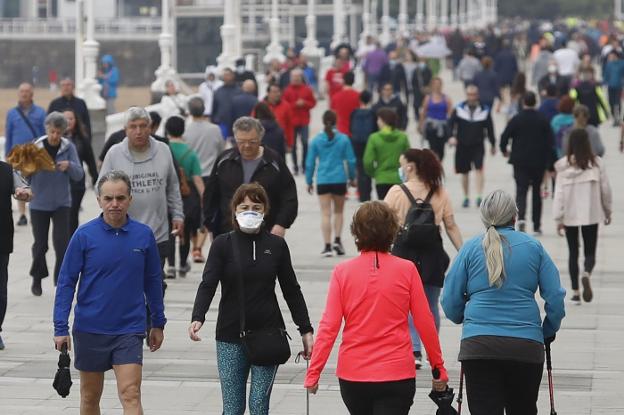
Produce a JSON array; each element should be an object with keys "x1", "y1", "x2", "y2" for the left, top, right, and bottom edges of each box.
[
  {"x1": 165, "y1": 266, "x2": 176, "y2": 279},
  {"x1": 333, "y1": 241, "x2": 346, "y2": 256},
  {"x1": 321, "y1": 247, "x2": 333, "y2": 257},
  {"x1": 178, "y1": 263, "x2": 191, "y2": 278},
  {"x1": 475, "y1": 197, "x2": 482, "y2": 207},
  {"x1": 570, "y1": 294, "x2": 581, "y2": 305},
  {"x1": 192, "y1": 249, "x2": 205, "y2": 263},
  {"x1": 581, "y1": 273, "x2": 593, "y2": 302},
  {"x1": 533, "y1": 229, "x2": 543, "y2": 237},
  {"x1": 0, "y1": 335, "x2": 4, "y2": 350},
  {"x1": 17, "y1": 215, "x2": 27, "y2": 226},
  {"x1": 462, "y1": 198, "x2": 469, "y2": 208}
]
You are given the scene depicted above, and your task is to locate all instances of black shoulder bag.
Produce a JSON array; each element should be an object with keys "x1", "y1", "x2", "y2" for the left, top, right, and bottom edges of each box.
[
  {"x1": 16, "y1": 107, "x2": 39, "y2": 141},
  {"x1": 230, "y1": 232, "x2": 291, "y2": 366}
]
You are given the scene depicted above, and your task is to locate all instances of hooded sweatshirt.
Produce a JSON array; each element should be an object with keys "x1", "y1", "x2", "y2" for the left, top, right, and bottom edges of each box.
[
  {"x1": 29, "y1": 136, "x2": 84, "y2": 211},
  {"x1": 305, "y1": 130, "x2": 356, "y2": 186},
  {"x1": 363, "y1": 127, "x2": 409, "y2": 184},
  {"x1": 99, "y1": 55, "x2": 119, "y2": 99},
  {"x1": 99, "y1": 137, "x2": 183, "y2": 243}
]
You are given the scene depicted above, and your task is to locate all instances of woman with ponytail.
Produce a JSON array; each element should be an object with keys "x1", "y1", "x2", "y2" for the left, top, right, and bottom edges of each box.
[
  {"x1": 306, "y1": 110, "x2": 357, "y2": 256},
  {"x1": 441, "y1": 190, "x2": 566, "y2": 415}
]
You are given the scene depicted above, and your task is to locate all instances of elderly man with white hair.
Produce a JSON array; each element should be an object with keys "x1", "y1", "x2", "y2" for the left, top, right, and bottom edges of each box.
[{"x1": 99, "y1": 107, "x2": 184, "y2": 286}]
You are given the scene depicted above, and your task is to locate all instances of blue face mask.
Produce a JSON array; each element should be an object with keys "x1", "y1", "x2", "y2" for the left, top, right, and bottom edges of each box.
[{"x1": 398, "y1": 167, "x2": 407, "y2": 183}]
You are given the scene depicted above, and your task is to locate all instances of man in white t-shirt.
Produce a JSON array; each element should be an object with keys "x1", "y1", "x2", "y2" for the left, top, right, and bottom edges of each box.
[{"x1": 553, "y1": 43, "x2": 580, "y2": 77}]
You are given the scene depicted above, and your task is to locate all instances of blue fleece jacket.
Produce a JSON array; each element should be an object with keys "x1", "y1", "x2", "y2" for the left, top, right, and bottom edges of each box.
[
  {"x1": 306, "y1": 130, "x2": 356, "y2": 186},
  {"x1": 4, "y1": 104, "x2": 46, "y2": 155},
  {"x1": 441, "y1": 226, "x2": 565, "y2": 343},
  {"x1": 602, "y1": 59, "x2": 624, "y2": 89},
  {"x1": 29, "y1": 136, "x2": 84, "y2": 211},
  {"x1": 54, "y1": 215, "x2": 166, "y2": 336}
]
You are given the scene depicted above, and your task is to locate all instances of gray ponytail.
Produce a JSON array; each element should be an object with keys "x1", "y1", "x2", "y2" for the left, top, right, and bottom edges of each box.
[{"x1": 479, "y1": 190, "x2": 518, "y2": 288}]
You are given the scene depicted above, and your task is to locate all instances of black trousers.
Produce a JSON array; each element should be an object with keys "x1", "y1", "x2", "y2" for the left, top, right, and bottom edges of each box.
[
  {"x1": 564, "y1": 224, "x2": 598, "y2": 290},
  {"x1": 463, "y1": 359, "x2": 543, "y2": 415},
  {"x1": 425, "y1": 129, "x2": 447, "y2": 161},
  {"x1": 339, "y1": 378, "x2": 415, "y2": 415},
  {"x1": 513, "y1": 167, "x2": 545, "y2": 231},
  {"x1": 0, "y1": 254, "x2": 8, "y2": 332},
  {"x1": 352, "y1": 142, "x2": 372, "y2": 202},
  {"x1": 69, "y1": 184, "x2": 86, "y2": 235},
  {"x1": 30, "y1": 207, "x2": 70, "y2": 284},
  {"x1": 376, "y1": 184, "x2": 394, "y2": 201}
]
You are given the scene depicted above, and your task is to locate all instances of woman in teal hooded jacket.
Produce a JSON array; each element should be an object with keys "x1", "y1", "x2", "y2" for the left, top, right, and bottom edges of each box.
[
  {"x1": 363, "y1": 108, "x2": 410, "y2": 199},
  {"x1": 306, "y1": 110, "x2": 356, "y2": 257}
]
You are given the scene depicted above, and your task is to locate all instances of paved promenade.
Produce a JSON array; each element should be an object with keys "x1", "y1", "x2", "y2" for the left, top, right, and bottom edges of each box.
[{"x1": 1, "y1": 71, "x2": 623, "y2": 414}]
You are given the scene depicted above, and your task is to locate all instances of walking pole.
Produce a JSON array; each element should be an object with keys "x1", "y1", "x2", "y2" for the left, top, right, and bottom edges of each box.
[
  {"x1": 457, "y1": 363, "x2": 464, "y2": 415},
  {"x1": 296, "y1": 352, "x2": 310, "y2": 415},
  {"x1": 546, "y1": 343, "x2": 558, "y2": 415}
]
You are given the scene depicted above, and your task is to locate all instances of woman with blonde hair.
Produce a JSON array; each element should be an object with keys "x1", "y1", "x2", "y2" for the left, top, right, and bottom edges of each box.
[
  {"x1": 442, "y1": 189, "x2": 566, "y2": 415},
  {"x1": 305, "y1": 201, "x2": 448, "y2": 414}
]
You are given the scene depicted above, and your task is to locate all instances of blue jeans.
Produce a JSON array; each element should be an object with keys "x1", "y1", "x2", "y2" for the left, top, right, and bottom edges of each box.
[
  {"x1": 292, "y1": 126, "x2": 309, "y2": 173},
  {"x1": 408, "y1": 284, "x2": 441, "y2": 353},
  {"x1": 216, "y1": 341, "x2": 279, "y2": 415}
]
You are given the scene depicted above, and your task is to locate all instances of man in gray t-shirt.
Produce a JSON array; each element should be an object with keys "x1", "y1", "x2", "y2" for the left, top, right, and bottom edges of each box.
[{"x1": 185, "y1": 97, "x2": 225, "y2": 180}]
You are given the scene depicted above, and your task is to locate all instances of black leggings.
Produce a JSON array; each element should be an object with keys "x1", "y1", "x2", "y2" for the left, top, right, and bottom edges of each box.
[
  {"x1": 463, "y1": 359, "x2": 543, "y2": 415},
  {"x1": 564, "y1": 224, "x2": 598, "y2": 290},
  {"x1": 339, "y1": 378, "x2": 415, "y2": 415}
]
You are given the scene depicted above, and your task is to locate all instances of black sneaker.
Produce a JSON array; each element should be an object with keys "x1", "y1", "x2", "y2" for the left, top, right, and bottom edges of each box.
[
  {"x1": 178, "y1": 263, "x2": 191, "y2": 278},
  {"x1": 17, "y1": 215, "x2": 27, "y2": 226},
  {"x1": 570, "y1": 294, "x2": 581, "y2": 305},
  {"x1": 581, "y1": 273, "x2": 593, "y2": 302},
  {"x1": 31, "y1": 278, "x2": 42, "y2": 296},
  {"x1": 321, "y1": 246, "x2": 333, "y2": 257},
  {"x1": 333, "y1": 241, "x2": 345, "y2": 256}
]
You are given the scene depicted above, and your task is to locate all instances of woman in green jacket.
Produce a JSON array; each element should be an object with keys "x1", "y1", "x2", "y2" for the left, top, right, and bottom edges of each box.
[{"x1": 363, "y1": 108, "x2": 410, "y2": 199}]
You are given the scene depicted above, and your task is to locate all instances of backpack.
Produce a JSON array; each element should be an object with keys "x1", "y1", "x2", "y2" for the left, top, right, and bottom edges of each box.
[
  {"x1": 349, "y1": 109, "x2": 376, "y2": 144},
  {"x1": 177, "y1": 148, "x2": 193, "y2": 197},
  {"x1": 394, "y1": 185, "x2": 439, "y2": 248}
]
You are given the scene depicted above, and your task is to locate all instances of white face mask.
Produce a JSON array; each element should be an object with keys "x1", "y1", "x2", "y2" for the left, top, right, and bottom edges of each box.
[
  {"x1": 398, "y1": 167, "x2": 407, "y2": 183},
  {"x1": 236, "y1": 210, "x2": 264, "y2": 234}
]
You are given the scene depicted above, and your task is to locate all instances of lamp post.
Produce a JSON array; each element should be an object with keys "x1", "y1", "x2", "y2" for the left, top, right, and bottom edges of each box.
[
  {"x1": 264, "y1": 0, "x2": 285, "y2": 63},
  {"x1": 218, "y1": 0, "x2": 239, "y2": 68},
  {"x1": 77, "y1": 0, "x2": 105, "y2": 109},
  {"x1": 302, "y1": 0, "x2": 323, "y2": 58}
]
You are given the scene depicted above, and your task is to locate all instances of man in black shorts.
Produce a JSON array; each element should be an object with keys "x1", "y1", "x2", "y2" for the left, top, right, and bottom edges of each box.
[{"x1": 447, "y1": 85, "x2": 496, "y2": 207}]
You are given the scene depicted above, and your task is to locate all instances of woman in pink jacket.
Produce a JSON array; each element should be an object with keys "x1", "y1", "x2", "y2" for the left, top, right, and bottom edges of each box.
[
  {"x1": 304, "y1": 201, "x2": 448, "y2": 414},
  {"x1": 553, "y1": 128, "x2": 612, "y2": 304}
]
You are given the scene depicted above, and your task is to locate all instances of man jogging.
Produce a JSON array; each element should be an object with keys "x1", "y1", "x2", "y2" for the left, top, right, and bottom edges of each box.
[
  {"x1": 447, "y1": 85, "x2": 496, "y2": 208},
  {"x1": 53, "y1": 170, "x2": 166, "y2": 415}
]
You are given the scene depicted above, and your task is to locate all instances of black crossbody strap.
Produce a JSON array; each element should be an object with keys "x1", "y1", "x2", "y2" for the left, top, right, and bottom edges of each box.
[
  {"x1": 16, "y1": 107, "x2": 38, "y2": 140},
  {"x1": 229, "y1": 231, "x2": 247, "y2": 336}
]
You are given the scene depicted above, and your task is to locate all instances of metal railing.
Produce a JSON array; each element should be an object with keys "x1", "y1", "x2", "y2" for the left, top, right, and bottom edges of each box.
[{"x1": 0, "y1": 18, "x2": 161, "y2": 40}]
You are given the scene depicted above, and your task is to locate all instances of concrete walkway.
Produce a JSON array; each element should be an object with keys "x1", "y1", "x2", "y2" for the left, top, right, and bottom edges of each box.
[{"x1": 1, "y1": 69, "x2": 623, "y2": 414}]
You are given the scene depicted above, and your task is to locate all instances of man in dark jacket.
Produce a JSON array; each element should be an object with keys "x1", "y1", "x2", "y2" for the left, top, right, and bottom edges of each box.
[
  {"x1": 500, "y1": 92, "x2": 557, "y2": 235},
  {"x1": 494, "y1": 41, "x2": 518, "y2": 87},
  {"x1": 378, "y1": 50, "x2": 409, "y2": 103},
  {"x1": 212, "y1": 68, "x2": 242, "y2": 139},
  {"x1": 411, "y1": 58, "x2": 433, "y2": 120},
  {"x1": 372, "y1": 83, "x2": 408, "y2": 131},
  {"x1": 234, "y1": 58, "x2": 258, "y2": 92},
  {"x1": 0, "y1": 162, "x2": 32, "y2": 349},
  {"x1": 48, "y1": 78, "x2": 91, "y2": 138},
  {"x1": 447, "y1": 85, "x2": 496, "y2": 208},
  {"x1": 538, "y1": 62, "x2": 568, "y2": 98},
  {"x1": 231, "y1": 79, "x2": 258, "y2": 122},
  {"x1": 203, "y1": 117, "x2": 298, "y2": 237}
]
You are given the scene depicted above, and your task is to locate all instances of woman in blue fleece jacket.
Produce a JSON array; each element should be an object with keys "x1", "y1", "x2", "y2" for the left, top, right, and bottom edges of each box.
[
  {"x1": 305, "y1": 110, "x2": 356, "y2": 257},
  {"x1": 441, "y1": 189, "x2": 565, "y2": 415}
]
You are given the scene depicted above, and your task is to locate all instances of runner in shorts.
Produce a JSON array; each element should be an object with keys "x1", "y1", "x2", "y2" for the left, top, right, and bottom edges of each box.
[
  {"x1": 53, "y1": 170, "x2": 166, "y2": 415},
  {"x1": 448, "y1": 85, "x2": 496, "y2": 208},
  {"x1": 306, "y1": 110, "x2": 356, "y2": 257}
]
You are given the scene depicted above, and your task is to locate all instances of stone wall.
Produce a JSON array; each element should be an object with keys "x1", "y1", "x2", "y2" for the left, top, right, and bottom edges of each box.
[{"x1": 0, "y1": 39, "x2": 160, "y2": 88}]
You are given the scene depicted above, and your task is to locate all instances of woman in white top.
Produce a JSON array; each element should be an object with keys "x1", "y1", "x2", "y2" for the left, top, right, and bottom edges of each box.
[
  {"x1": 160, "y1": 79, "x2": 188, "y2": 119},
  {"x1": 384, "y1": 148, "x2": 463, "y2": 368},
  {"x1": 553, "y1": 128, "x2": 612, "y2": 305}
]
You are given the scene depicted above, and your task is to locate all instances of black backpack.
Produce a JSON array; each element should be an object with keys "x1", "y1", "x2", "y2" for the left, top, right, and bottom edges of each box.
[{"x1": 395, "y1": 184, "x2": 439, "y2": 249}]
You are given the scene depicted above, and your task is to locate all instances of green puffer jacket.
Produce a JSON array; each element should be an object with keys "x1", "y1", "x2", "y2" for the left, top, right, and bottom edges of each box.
[{"x1": 363, "y1": 127, "x2": 410, "y2": 184}]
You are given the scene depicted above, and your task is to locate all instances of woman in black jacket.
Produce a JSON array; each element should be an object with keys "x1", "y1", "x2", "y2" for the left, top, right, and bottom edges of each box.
[
  {"x1": 190, "y1": 183, "x2": 313, "y2": 415},
  {"x1": 253, "y1": 102, "x2": 286, "y2": 159},
  {"x1": 62, "y1": 108, "x2": 98, "y2": 234}
]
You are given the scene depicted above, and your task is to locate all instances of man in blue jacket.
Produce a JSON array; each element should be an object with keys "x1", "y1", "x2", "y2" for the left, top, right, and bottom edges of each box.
[
  {"x1": 54, "y1": 170, "x2": 166, "y2": 415},
  {"x1": 4, "y1": 82, "x2": 45, "y2": 226}
]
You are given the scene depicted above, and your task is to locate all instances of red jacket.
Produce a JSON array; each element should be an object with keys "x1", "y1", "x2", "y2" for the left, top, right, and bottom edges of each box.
[
  {"x1": 304, "y1": 251, "x2": 448, "y2": 386},
  {"x1": 330, "y1": 87, "x2": 361, "y2": 136},
  {"x1": 282, "y1": 84, "x2": 316, "y2": 127},
  {"x1": 266, "y1": 99, "x2": 295, "y2": 148}
]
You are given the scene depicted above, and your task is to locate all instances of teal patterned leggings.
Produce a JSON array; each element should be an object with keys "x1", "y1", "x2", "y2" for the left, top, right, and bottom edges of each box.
[{"x1": 216, "y1": 341, "x2": 279, "y2": 415}]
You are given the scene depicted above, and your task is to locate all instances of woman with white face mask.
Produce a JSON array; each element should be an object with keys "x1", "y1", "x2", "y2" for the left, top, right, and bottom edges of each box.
[{"x1": 189, "y1": 182, "x2": 314, "y2": 415}]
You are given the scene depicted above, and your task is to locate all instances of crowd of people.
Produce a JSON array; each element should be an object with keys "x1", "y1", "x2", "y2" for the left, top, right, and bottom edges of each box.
[{"x1": 0, "y1": 19, "x2": 621, "y2": 415}]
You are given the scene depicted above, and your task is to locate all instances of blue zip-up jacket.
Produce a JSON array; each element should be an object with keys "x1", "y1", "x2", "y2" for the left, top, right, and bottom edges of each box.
[
  {"x1": 441, "y1": 226, "x2": 565, "y2": 343},
  {"x1": 29, "y1": 136, "x2": 84, "y2": 211},
  {"x1": 99, "y1": 55, "x2": 119, "y2": 98},
  {"x1": 54, "y1": 215, "x2": 167, "y2": 336},
  {"x1": 4, "y1": 104, "x2": 46, "y2": 155},
  {"x1": 602, "y1": 59, "x2": 624, "y2": 89},
  {"x1": 306, "y1": 130, "x2": 356, "y2": 186}
]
